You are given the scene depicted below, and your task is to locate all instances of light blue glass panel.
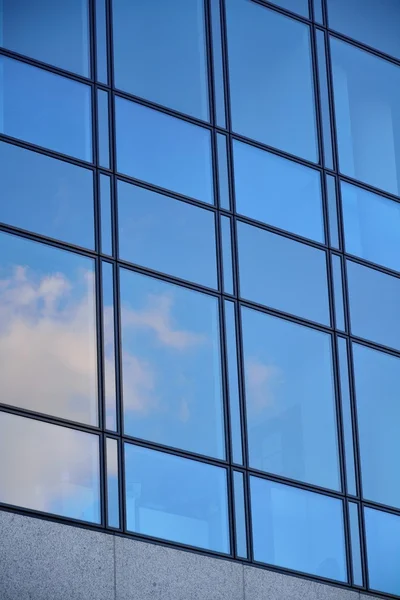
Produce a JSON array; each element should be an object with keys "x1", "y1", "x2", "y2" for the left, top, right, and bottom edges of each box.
[
  {"x1": 217, "y1": 134, "x2": 230, "y2": 210},
  {"x1": 100, "y1": 174, "x2": 112, "y2": 256},
  {"x1": 327, "y1": 0, "x2": 400, "y2": 60},
  {"x1": 95, "y1": 0, "x2": 108, "y2": 83},
  {"x1": 233, "y1": 140, "x2": 324, "y2": 242},
  {"x1": 233, "y1": 471, "x2": 247, "y2": 558},
  {"x1": 353, "y1": 343, "x2": 400, "y2": 509},
  {"x1": 115, "y1": 98, "x2": 214, "y2": 204},
  {"x1": 0, "y1": 56, "x2": 92, "y2": 161},
  {"x1": 106, "y1": 438, "x2": 119, "y2": 528},
  {"x1": 238, "y1": 222, "x2": 330, "y2": 325},
  {"x1": 270, "y1": 0, "x2": 308, "y2": 16},
  {"x1": 348, "y1": 502, "x2": 363, "y2": 586},
  {"x1": 242, "y1": 307, "x2": 340, "y2": 490},
  {"x1": 347, "y1": 260, "x2": 400, "y2": 350},
  {"x1": 332, "y1": 254, "x2": 345, "y2": 331},
  {"x1": 224, "y1": 300, "x2": 243, "y2": 464},
  {"x1": 125, "y1": 444, "x2": 230, "y2": 553},
  {"x1": 226, "y1": 0, "x2": 318, "y2": 162},
  {"x1": 120, "y1": 269, "x2": 225, "y2": 459},
  {"x1": 314, "y1": 0, "x2": 324, "y2": 23},
  {"x1": 342, "y1": 181, "x2": 400, "y2": 272},
  {"x1": 112, "y1": 0, "x2": 209, "y2": 120},
  {"x1": 118, "y1": 182, "x2": 217, "y2": 288},
  {"x1": 221, "y1": 216, "x2": 234, "y2": 294},
  {"x1": 102, "y1": 262, "x2": 117, "y2": 431},
  {"x1": 331, "y1": 38, "x2": 400, "y2": 196},
  {"x1": 0, "y1": 0, "x2": 90, "y2": 76},
  {"x1": 337, "y1": 337, "x2": 356, "y2": 496},
  {"x1": 210, "y1": 0, "x2": 226, "y2": 127},
  {"x1": 0, "y1": 141, "x2": 94, "y2": 249},
  {"x1": 326, "y1": 174, "x2": 339, "y2": 249},
  {"x1": 250, "y1": 476, "x2": 347, "y2": 581},
  {"x1": 365, "y1": 507, "x2": 400, "y2": 596},
  {"x1": 0, "y1": 411, "x2": 100, "y2": 523},
  {"x1": 97, "y1": 89, "x2": 110, "y2": 169},
  {"x1": 316, "y1": 29, "x2": 334, "y2": 170},
  {"x1": 0, "y1": 231, "x2": 98, "y2": 425}
]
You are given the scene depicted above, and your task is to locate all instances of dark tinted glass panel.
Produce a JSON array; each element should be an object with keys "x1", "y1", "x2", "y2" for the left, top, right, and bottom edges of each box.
[
  {"x1": 328, "y1": 0, "x2": 400, "y2": 60},
  {"x1": 118, "y1": 182, "x2": 217, "y2": 288},
  {"x1": 226, "y1": 0, "x2": 318, "y2": 162},
  {"x1": 106, "y1": 437, "x2": 119, "y2": 528},
  {"x1": 349, "y1": 502, "x2": 363, "y2": 586},
  {"x1": 233, "y1": 471, "x2": 247, "y2": 558},
  {"x1": 269, "y1": 0, "x2": 308, "y2": 17},
  {"x1": 0, "y1": 142, "x2": 94, "y2": 249},
  {"x1": 353, "y1": 343, "x2": 400, "y2": 509},
  {"x1": 0, "y1": 232, "x2": 98, "y2": 425},
  {"x1": 331, "y1": 38, "x2": 400, "y2": 196},
  {"x1": 342, "y1": 181, "x2": 400, "y2": 272},
  {"x1": 0, "y1": 412, "x2": 100, "y2": 523},
  {"x1": 242, "y1": 307, "x2": 340, "y2": 490},
  {"x1": 115, "y1": 98, "x2": 213, "y2": 204},
  {"x1": 125, "y1": 444, "x2": 229, "y2": 553},
  {"x1": 347, "y1": 260, "x2": 400, "y2": 350},
  {"x1": 0, "y1": 56, "x2": 92, "y2": 161},
  {"x1": 102, "y1": 262, "x2": 117, "y2": 431},
  {"x1": 250, "y1": 476, "x2": 347, "y2": 581},
  {"x1": 120, "y1": 269, "x2": 225, "y2": 459},
  {"x1": 238, "y1": 222, "x2": 330, "y2": 325},
  {"x1": 112, "y1": 0, "x2": 208, "y2": 120},
  {"x1": 0, "y1": 0, "x2": 90, "y2": 76},
  {"x1": 233, "y1": 140, "x2": 323, "y2": 241},
  {"x1": 365, "y1": 507, "x2": 400, "y2": 596}
]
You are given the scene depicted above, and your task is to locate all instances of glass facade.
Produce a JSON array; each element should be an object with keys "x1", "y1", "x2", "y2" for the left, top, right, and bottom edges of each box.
[{"x1": 0, "y1": 1, "x2": 399, "y2": 596}]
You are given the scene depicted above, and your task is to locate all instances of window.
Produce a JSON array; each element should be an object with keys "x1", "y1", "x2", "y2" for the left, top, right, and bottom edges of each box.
[
  {"x1": 0, "y1": 56, "x2": 92, "y2": 161},
  {"x1": 250, "y1": 476, "x2": 347, "y2": 581},
  {"x1": 226, "y1": 0, "x2": 318, "y2": 162},
  {"x1": 269, "y1": 0, "x2": 308, "y2": 17},
  {"x1": 0, "y1": 411, "x2": 100, "y2": 522},
  {"x1": 120, "y1": 269, "x2": 225, "y2": 459},
  {"x1": 242, "y1": 307, "x2": 340, "y2": 490},
  {"x1": 125, "y1": 444, "x2": 229, "y2": 553},
  {"x1": 365, "y1": 507, "x2": 400, "y2": 596},
  {"x1": 0, "y1": 232, "x2": 98, "y2": 425},
  {"x1": 112, "y1": 0, "x2": 208, "y2": 120}
]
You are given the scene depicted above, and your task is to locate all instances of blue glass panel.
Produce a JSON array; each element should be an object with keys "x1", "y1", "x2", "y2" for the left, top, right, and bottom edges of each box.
[
  {"x1": 242, "y1": 307, "x2": 340, "y2": 490},
  {"x1": 0, "y1": 141, "x2": 94, "y2": 249},
  {"x1": 332, "y1": 254, "x2": 345, "y2": 331},
  {"x1": 112, "y1": 0, "x2": 209, "y2": 120},
  {"x1": 0, "y1": 0, "x2": 90, "y2": 76},
  {"x1": 118, "y1": 181, "x2": 217, "y2": 288},
  {"x1": 115, "y1": 98, "x2": 214, "y2": 204},
  {"x1": 0, "y1": 232, "x2": 98, "y2": 425},
  {"x1": 337, "y1": 338, "x2": 356, "y2": 495},
  {"x1": 365, "y1": 507, "x2": 400, "y2": 596},
  {"x1": 226, "y1": 0, "x2": 318, "y2": 162},
  {"x1": 125, "y1": 444, "x2": 230, "y2": 553},
  {"x1": 233, "y1": 140, "x2": 324, "y2": 242},
  {"x1": 97, "y1": 89, "x2": 110, "y2": 169},
  {"x1": 326, "y1": 174, "x2": 339, "y2": 249},
  {"x1": 0, "y1": 411, "x2": 100, "y2": 523},
  {"x1": 102, "y1": 262, "x2": 117, "y2": 431},
  {"x1": 316, "y1": 30, "x2": 334, "y2": 170},
  {"x1": 224, "y1": 300, "x2": 243, "y2": 464},
  {"x1": 238, "y1": 222, "x2": 330, "y2": 325},
  {"x1": 106, "y1": 438, "x2": 119, "y2": 528},
  {"x1": 353, "y1": 343, "x2": 400, "y2": 509},
  {"x1": 95, "y1": 0, "x2": 108, "y2": 83},
  {"x1": 233, "y1": 471, "x2": 247, "y2": 558},
  {"x1": 342, "y1": 181, "x2": 400, "y2": 273},
  {"x1": 120, "y1": 269, "x2": 225, "y2": 459},
  {"x1": 250, "y1": 476, "x2": 347, "y2": 581},
  {"x1": 348, "y1": 502, "x2": 363, "y2": 586},
  {"x1": 100, "y1": 174, "x2": 112, "y2": 256},
  {"x1": 0, "y1": 56, "x2": 92, "y2": 161},
  {"x1": 327, "y1": 0, "x2": 400, "y2": 60},
  {"x1": 221, "y1": 216, "x2": 234, "y2": 294},
  {"x1": 314, "y1": 0, "x2": 324, "y2": 23},
  {"x1": 217, "y1": 134, "x2": 230, "y2": 210},
  {"x1": 347, "y1": 260, "x2": 400, "y2": 350},
  {"x1": 270, "y1": 0, "x2": 309, "y2": 17},
  {"x1": 331, "y1": 38, "x2": 400, "y2": 196},
  {"x1": 210, "y1": 0, "x2": 226, "y2": 127}
]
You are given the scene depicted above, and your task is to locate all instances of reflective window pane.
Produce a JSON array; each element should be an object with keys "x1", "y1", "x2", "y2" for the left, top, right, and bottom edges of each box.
[
  {"x1": 337, "y1": 338, "x2": 356, "y2": 495},
  {"x1": 349, "y1": 502, "x2": 363, "y2": 586},
  {"x1": 0, "y1": 141, "x2": 95, "y2": 249},
  {"x1": 97, "y1": 89, "x2": 110, "y2": 169},
  {"x1": 95, "y1": 0, "x2": 108, "y2": 83},
  {"x1": 210, "y1": 0, "x2": 226, "y2": 127},
  {"x1": 233, "y1": 140, "x2": 323, "y2": 242},
  {"x1": 242, "y1": 307, "x2": 340, "y2": 490},
  {"x1": 250, "y1": 476, "x2": 347, "y2": 581},
  {"x1": 115, "y1": 98, "x2": 213, "y2": 203},
  {"x1": 102, "y1": 262, "x2": 117, "y2": 431},
  {"x1": 217, "y1": 134, "x2": 230, "y2": 210},
  {"x1": 238, "y1": 222, "x2": 330, "y2": 325},
  {"x1": 221, "y1": 216, "x2": 234, "y2": 294},
  {"x1": 125, "y1": 444, "x2": 230, "y2": 553},
  {"x1": 233, "y1": 471, "x2": 247, "y2": 558},
  {"x1": 120, "y1": 269, "x2": 225, "y2": 459},
  {"x1": 269, "y1": 0, "x2": 308, "y2": 17},
  {"x1": 347, "y1": 260, "x2": 400, "y2": 350},
  {"x1": 112, "y1": 0, "x2": 208, "y2": 120},
  {"x1": 0, "y1": 56, "x2": 92, "y2": 161},
  {"x1": 0, "y1": 0, "x2": 90, "y2": 76},
  {"x1": 326, "y1": 174, "x2": 339, "y2": 249},
  {"x1": 353, "y1": 343, "x2": 400, "y2": 509},
  {"x1": 327, "y1": 0, "x2": 400, "y2": 60},
  {"x1": 331, "y1": 38, "x2": 400, "y2": 196},
  {"x1": 106, "y1": 438, "x2": 119, "y2": 528},
  {"x1": 316, "y1": 30, "x2": 334, "y2": 170},
  {"x1": 224, "y1": 300, "x2": 243, "y2": 464},
  {"x1": 332, "y1": 254, "x2": 345, "y2": 331},
  {"x1": 100, "y1": 173, "x2": 113, "y2": 256},
  {"x1": 226, "y1": 0, "x2": 318, "y2": 162},
  {"x1": 0, "y1": 232, "x2": 98, "y2": 425},
  {"x1": 118, "y1": 181, "x2": 218, "y2": 288},
  {"x1": 342, "y1": 181, "x2": 400, "y2": 273},
  {"x1": 0, "y1": 412, "x2": 100, "y2": 523},
  {"x1": 365, "y1": 507, "x2": 400, "y2": 596}
]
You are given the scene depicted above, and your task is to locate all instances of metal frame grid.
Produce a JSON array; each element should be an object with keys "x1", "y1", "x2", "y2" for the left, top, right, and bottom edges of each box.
[{"x1": 0, "y1": 0, "x2": 399, "y2": 597}]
